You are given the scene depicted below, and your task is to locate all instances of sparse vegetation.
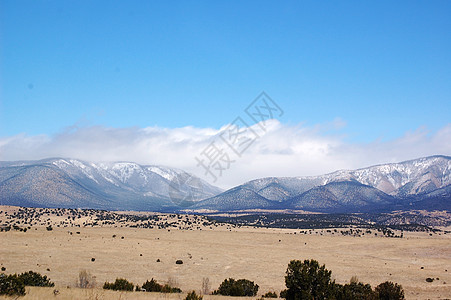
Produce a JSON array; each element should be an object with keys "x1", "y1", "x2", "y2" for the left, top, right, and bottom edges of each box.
[
  {"x1": 138, "y1": 278, "x2": 182, "y2": 293},
  {"x1": 76, "y1": 270, "x2": 96, "y2": 288},
  {"x1": 281, "y1": 260, "x2": 404, "y2": 300},
  {"x1": 0, "y1": 206, "x2": 438, "y2": 298},
  {"x1": 201, "y1": 277, "x2": 210, "y2": 295},
  {"x1": 140, "y1": 278, "x2": 162, "y2": 292},
  {"x1": 213, "y1": 278, "x2": 259, "y2": 296},
  {"x1": 0, "y1": 206, "x2": 215, "y2": 230},
  {"x1": 262, "y1": 291, "x2": 278, "y2": 298},
  {"x1": 103, "y1": 278, "x2": 134, "y2": 291},
  {"x1": 210, "y1": 212, "x2": 447, "y2": 234},
  {"x1": 163, "y1": 285, "x2": 182, "y2": 293},
  {"x1": 19, "y1": 271, "x2": 54, "y2": 287},
  {"x1": 185, "y1": 290, "x2": 203, "y2": 300}
]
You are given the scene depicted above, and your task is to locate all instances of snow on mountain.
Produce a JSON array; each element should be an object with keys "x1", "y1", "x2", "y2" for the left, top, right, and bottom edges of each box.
[
  {"x1": 1, "y1": 155, "x2": 449, "y2": 212},
  {"x1": 193, "y1": 155, "x2": 451, "y2": 212},
  {"x1": 287, "y1": 181, "x2": 395, "y2": 213},
  {"x1": 0, "y1": 158, "x2": 223, "y2": 211},
  {"x1": 307, "y1": 155, "x2": 451, "y2": 196}
]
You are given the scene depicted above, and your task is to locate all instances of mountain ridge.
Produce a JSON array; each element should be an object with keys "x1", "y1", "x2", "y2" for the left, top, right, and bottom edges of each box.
[
  {"x1": 0, "y1": 158, "x2": 222, "y2": 211},
  {"x1": 1, "y1": 155, "x2": 450, "y2": 213},
  {"x1": 191, "y1": 155, "x2": 451, "y2": 212}
]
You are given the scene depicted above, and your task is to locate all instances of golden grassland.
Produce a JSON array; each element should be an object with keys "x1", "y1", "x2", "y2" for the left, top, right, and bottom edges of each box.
[{"x1": 0, "y1": 206, "x2": 450, "y2": 299}]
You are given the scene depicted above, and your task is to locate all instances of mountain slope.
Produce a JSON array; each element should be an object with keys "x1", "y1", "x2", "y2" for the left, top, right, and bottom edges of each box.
[
  {"x1": 1, "y1": 156, "x2": 449, "y2": 212},
  {"x1": 330, "y1": 155, "x2": 451, "y2": 196},
  {"x1": 0, "y1": 164, "x2": 112, "y2": 208},
  {"x1": 193, "y1": 155, "x2": 450, "y2": 212},
  {"x1": 286, "y1": 181, "x2": 395, "y2": 213},
  {"x1": 0, "y1": 158, "x2": 222, "y2": 211},
  {"x1": 234, "y1": 155, "x2": 451, "y2": 202},
  {"x1": 190, "y1": 186, "x2": 278, "y2": 211}
]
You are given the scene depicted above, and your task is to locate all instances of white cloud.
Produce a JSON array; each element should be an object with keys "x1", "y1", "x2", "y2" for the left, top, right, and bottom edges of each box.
[{"x1": 1, "y1": 121, "x2": 450, "y2": 189}]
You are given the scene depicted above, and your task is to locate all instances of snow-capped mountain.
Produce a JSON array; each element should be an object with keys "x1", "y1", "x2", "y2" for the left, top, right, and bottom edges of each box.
[
  {"x1": 236, "y1": 155, "x2": 451, "y2": 200},
  {"x1": 310, "y1": 155, "x2": 451, "y2": 196},
  {"x1": 192, "y1": 155, "x2": 451, "y2": 212},
  {"x1": 0, "y1": 158, "x2": 222, "y2": 211},
  {"x1": 1, "y1": 156, "x2": 450, "y2": 213}
]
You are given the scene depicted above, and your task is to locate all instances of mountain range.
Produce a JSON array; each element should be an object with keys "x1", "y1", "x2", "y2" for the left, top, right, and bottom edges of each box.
[
  {"x1": 191, "y1": 155, "x2": 451, "y2": 212},
  {"x1": 1, "y1": 155, "x2": 450, "y2": 213},
  {"x1": 0, "y1": 158, "x2": 222, "y2": 211}
]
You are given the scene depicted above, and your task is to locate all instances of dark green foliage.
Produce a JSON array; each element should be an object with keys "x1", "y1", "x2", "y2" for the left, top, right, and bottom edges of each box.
[
  {"x1": 284, "y1": 259, "x2": 336, "y2": 300},
  {"x1": 161, "y1": 284, "x2": 182, "y2": 293},
  {"x1": 281, "y1": 260, "x2": 404, "y2": 300},
  {"x1": 103, "y1": 278, "x2": 134, "y2": 291},
  {"x1": 213, "y1": 278, "x2": 259, "y2": 296},
  {"x1": 280, "y1": 289, "x2": 288, "y2": 298},
  {"x1": 19, "y1": 271, "x2": 54, "y2": 287},
  {"x1": 262, "y1": 291, "x2": 278, "y2": 298},
  {"x1": 46, "y1": 226, "x2": 53, "y2": 231},
  {"x1": 139, "y1": 278, "x2": 182, "y2": 293},
  {"x1": 336, "y1": 282, "x2": 376, "y2": 300},
  {"x1": 375, "y1": 281, "x2": 404, "y2": 300},
  {"x1": 1, "y1": 267, "x2": 5, "y2": 271},
  {"x1": 185, "y1": 290, "x2": 203, "y2": 300},
  {"x1": 142, "y1": 278, "x2": 162, "y2": 292},
  {"x1": 0, "y1": 273, "x2": 26, "y2": 296}
]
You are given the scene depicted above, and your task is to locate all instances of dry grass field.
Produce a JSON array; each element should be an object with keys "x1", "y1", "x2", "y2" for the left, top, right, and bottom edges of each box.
[{"x1": 1, "y1": 206, "x2": 450, "y2": 299}]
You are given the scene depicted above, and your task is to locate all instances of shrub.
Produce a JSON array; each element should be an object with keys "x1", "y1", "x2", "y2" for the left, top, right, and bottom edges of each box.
[
  {"x1": 0, "y1": 274, "x2": 25, "y2": 296},
  {"x1": 284, "y1": 259, "x2": 336, "y2": 300},
  {"x1": 162, "y1": 284, "x2": 182, "y2": 293},
  {"x1": 375, "y1": 281, "x2": 404, "y2": 300},
  {"x1": 77, "y1": 270, "x2": 95, "y2": 288},
  {"x1": 141, "y1": 278, "x2": 162, "y2": 292},
  {"x1": 139, "y1": 278, "x2": 182, "y2": 293},
  {"x1": 262, "y1": 291, "x2": 278, "y2": 298},
  {"x1": 280, "y1": 260, "x2": 404, "y2": 300},
  {"x1": 19, "y1": 271, "x2": 54, "y2": 287},
  {"x1": 336, "y1": 282, "x2": 376, "y2": 300},
  {"x1": 185, "y1": 290, "x2": 203, "y2": 300},
  {"x1": 213, "y1": 278, "x2": 259, "y2": 296},
  {"x1": 176, "y1": 259, "x2": 183, "y2": 264},
  {"x1": 103, "y1": 278, "x2": 134, "y2": 291},
  {"x1": 201, "y1": 277, "x2": 210, "y2": 295}
]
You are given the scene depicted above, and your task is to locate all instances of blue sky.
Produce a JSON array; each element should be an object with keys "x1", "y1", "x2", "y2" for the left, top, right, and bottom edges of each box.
[
  {"x1": 1, "y1": 1, "x2": 451, "y2": 186},
  {"x1": 1, "y1": 0, "x2": 450, "y2": 140}
]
